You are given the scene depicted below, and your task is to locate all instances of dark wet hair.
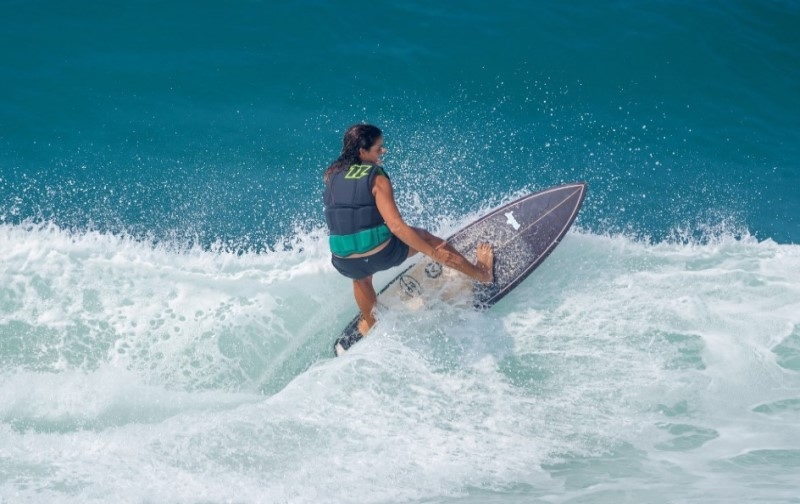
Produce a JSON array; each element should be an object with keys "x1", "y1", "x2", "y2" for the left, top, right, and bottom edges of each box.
[{"x1": 324, "y1": 124, "x2": 383, "y2": 182}]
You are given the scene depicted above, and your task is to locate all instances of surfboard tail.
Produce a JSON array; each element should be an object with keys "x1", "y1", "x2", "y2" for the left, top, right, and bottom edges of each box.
[{"x1": 333, "y1": 330, "x2": 363, "y2": 356}]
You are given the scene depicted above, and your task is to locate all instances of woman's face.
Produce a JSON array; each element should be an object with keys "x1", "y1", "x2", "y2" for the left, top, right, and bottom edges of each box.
[{"x1": 359, "y1": 136, "x2": 387, "y2": 165}]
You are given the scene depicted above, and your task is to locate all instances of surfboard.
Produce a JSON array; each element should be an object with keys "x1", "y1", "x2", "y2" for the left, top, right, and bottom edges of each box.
[{"x1": 333, "y1": 182, "x2": 588, "y2": 356}]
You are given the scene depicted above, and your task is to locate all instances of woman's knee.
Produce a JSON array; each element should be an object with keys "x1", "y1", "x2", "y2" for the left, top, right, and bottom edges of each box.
[{"x1": 353, "y1": 276, "x2": 373, "y2": 287}]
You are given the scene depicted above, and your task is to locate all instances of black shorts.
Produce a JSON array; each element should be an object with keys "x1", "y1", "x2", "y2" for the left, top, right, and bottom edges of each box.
[{"x1": 331, "y1": 235, "x2": 410, "y2": 280}]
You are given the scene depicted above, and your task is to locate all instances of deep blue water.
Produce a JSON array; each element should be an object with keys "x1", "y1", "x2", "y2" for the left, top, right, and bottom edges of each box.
[
  {"x1": 2, "y1": 2, "x2": 800, "y2": 503},
  {"x1": 2, "y1": 0, "x2": 798, "y2": 246}
]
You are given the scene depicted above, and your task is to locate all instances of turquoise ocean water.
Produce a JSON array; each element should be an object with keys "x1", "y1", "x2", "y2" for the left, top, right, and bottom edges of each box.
[{"x1": 2, "y1": 1, "x2": 800, "y2": 502}]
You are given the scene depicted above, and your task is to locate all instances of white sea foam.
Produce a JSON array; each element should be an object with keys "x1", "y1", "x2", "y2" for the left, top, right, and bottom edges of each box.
[{"x1": 1, "y1": 223, "x2": 800, "y2": 503}]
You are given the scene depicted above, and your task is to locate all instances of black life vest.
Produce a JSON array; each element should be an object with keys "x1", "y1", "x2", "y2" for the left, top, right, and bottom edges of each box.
[{"x1": 323, "y1": 163, "x2": 391, "y2": 256}]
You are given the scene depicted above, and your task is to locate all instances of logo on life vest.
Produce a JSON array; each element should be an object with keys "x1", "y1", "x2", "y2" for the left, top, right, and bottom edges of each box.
[
  {"x1": 344, "y1": 164, "x2": 373, "y2": 179},
  {"x1": 505, "y1": 211, "x2": 521, "y2": 230}
]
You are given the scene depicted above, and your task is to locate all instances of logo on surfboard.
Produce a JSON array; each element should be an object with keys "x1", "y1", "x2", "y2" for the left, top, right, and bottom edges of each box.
[
  {"x1": 504, "y1": 211, "x2": 521, "y2": 230},
  {"x1": 425, "y1": 262, "x2": 443, "y2": 279},
  {"x1": 399, "y1": 275, "x2": 422, "y2": 298}
]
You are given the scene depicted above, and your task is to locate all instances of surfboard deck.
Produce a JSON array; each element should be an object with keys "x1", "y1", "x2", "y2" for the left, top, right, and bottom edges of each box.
[{"x1": 333, "y1": 182, "x2": 588, "y2": 356}]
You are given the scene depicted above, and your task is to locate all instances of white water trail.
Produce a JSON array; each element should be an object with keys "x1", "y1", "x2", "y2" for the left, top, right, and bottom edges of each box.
[{"x1": 1, "y1": 223, "x2": 799, "y2": 503}]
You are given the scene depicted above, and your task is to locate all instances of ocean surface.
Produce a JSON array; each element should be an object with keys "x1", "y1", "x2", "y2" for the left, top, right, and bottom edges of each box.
[{"x1": 2, "y1": 1, "x2": 799, "y2": 502}]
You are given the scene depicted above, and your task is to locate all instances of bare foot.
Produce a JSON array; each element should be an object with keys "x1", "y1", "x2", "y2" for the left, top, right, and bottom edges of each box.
[
  {"x1": 357, "y1": 318, "x2": 372, "y2": 336},
  {"x1": 475, "y1": 243, "x2": 494, "y2": 283}
]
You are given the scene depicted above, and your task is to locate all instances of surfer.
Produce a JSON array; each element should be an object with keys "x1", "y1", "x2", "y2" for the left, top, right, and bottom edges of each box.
[{"x1": 323, "y1": 124, "x2": 493, "y2": 335}]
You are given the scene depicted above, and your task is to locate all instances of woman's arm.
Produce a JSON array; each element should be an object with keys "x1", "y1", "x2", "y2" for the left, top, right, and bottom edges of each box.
[{"x1": 373, "y1": 175, "x2": 456, "y2": 264}]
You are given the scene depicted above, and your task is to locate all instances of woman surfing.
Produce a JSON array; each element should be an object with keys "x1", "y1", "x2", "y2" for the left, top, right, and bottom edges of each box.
[{"x1": 323, "y1": 124, "x2": 493, "y2": 336}]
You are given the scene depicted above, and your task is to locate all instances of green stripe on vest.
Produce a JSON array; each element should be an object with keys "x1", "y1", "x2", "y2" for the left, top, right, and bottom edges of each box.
[{"x1": 329, "y1": 224, "x2": 391, "y2": 256}]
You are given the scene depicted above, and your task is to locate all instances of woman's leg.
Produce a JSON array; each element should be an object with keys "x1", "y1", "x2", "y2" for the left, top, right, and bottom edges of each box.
[{"x1": 352, "y1": 276, "x2": 377, "y2": 335}]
